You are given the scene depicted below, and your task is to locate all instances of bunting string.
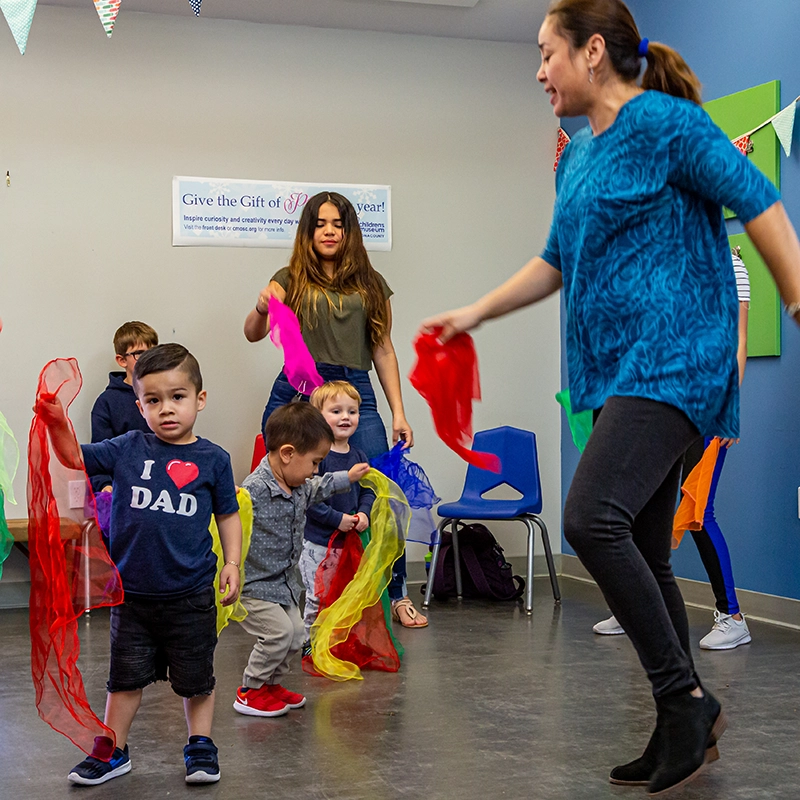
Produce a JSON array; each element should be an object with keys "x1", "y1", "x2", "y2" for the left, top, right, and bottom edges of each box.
[
  {"x1": 738, "y1": 95, "x2": 799, "y2": 139},
  {"x1": 554, "y1": 95, "x2": 798, "y2": 168},
  {"x1": 736, "y1": 94, "x2": 798, "y2": 158}
]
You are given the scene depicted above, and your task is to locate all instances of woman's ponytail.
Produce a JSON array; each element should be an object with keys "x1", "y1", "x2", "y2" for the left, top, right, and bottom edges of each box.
[{"x1": 641, "y1": 41, "x2": 702, "y2": 105}]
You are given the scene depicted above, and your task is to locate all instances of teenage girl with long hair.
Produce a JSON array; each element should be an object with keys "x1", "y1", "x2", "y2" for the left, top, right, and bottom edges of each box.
[
  {"x1": 421, "y1": 0, "x2": 800, "y2": 793},
  {"x1": 244, "y1": 191, "x2": 427, "y2": 628}
]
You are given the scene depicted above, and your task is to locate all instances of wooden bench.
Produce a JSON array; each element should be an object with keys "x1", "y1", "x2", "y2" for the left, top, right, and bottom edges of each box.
[
  {"x1": 4, "y1": 518, "x2": 101, "y2": 612},
  {"x1": 7, "y1": 518, "x2": 30, "y2": 542},
  {"x1": 6, "y1": 518, "x2": 84, "y2": 556}
]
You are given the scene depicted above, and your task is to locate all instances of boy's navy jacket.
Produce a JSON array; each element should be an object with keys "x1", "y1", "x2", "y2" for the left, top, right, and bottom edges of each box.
[
  {"x1": 304, "y1": 446, "x2": 375, "y2": 547},
  {"x1": 90, "y1": 372, "x2": 151, "y2": 492},
  {"x1": 81, "y1": 431, "x2": 238, "y2": 599}
]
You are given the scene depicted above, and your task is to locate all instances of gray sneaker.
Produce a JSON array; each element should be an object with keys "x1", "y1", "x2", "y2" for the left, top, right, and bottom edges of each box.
[
  {"x1": 593, "y1": 615, "x2": 625, "y2": 635},
  {"x1": 699, "y1": 611, "x2": 752, "y2": 650}
]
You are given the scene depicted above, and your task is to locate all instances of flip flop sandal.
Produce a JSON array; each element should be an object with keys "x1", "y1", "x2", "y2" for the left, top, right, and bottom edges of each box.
[{"x1": 391, "y1": 597, "x2": 429, "y2": 628}]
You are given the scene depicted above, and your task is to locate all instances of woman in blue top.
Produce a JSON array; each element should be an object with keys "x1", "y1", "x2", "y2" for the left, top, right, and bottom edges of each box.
[{"x1": 421, "y1": 0, "x2": 800, "y2": 794}]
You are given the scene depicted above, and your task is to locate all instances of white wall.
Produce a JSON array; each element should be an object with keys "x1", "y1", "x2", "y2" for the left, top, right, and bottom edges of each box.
[{"x1": 0, "y1": 7, "x2": 561, "y2": 564}]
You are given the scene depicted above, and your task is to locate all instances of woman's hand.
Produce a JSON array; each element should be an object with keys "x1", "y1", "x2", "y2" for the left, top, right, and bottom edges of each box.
[
  {"x1": 719, "y1": 437, "x2": 739, "y2": 448},
  {"x1": 392, "y1": 414, "x2": 414, "y2": 449},
  {"x1": 244, "y1": 280, "x2": 286, "y2": 342},
  {"x1": 254, "y1": 285, "x2": 278, "y2": 317},
  {"x1": 418, "y1": 304, "x2": 483, "y2": 344}
]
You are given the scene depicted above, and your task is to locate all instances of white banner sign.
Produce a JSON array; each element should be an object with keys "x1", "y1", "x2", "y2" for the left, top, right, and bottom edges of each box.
[{"x1": 172, "y1": 177, "x2": 391, "y2": 251}]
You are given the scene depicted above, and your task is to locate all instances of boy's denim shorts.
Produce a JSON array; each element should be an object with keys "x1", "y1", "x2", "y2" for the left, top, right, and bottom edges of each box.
[{"x1": 107, "y1": 585, "x2": 217, "y2": 697}]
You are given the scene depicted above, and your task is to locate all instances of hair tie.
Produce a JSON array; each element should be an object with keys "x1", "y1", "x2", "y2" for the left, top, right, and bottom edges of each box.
[{"x1": 637, "y1": 38, "x2": 649, "y2": 58}]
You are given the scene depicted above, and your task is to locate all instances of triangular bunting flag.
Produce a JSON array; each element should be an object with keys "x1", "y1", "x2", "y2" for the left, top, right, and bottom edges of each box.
[
  {"x1": 732, "y1": 134, "x2": 753, "y2": 156},
  {"x1": 188, "y1": 0, "x2": 202, "y2": 15},
  {"x1": 93, "y1": 0, "x2": 121, "y2": 37},
  {"x1": 554, "y1": 127, "x2": 570, "y2": 172},
  {"x1": 771, "y1": 102, "x2": 796, "y2": 158},
  {"x1": 0, "y1": 0, "x2": 38, "y2": 55}
]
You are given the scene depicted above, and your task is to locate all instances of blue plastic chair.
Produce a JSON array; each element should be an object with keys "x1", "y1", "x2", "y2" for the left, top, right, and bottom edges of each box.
[{"x1": 422, "y1": 426, "x2": 561, "y2": 615}]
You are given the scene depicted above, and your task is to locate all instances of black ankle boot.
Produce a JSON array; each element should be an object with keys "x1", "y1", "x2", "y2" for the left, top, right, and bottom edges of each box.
[
  {"x1": 610, "y1": 717, "x2": 720, "y2": 786},
  {"x1": 647, "y1": 690, "x2": 727, "y2": 797},
  {"x1": 609, "y1": 727, "x2": 659, "y2": 786}
]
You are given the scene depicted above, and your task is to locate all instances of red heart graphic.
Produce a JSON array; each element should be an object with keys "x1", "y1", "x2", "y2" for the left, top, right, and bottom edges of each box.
[{"x1": 166, "y1": 460, "x2": 199, "y2": 489}]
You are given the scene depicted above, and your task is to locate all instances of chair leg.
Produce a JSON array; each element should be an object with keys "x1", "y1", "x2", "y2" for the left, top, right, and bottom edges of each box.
[
  {"x1": 522, "y1": 519, "x2": 535, "y2": 615},
  {"x1": 451, "y1": 520, "x2": 463, "y2": 598},
  {"x1": 82, "y1": 521, "x2": 93, "y2": 615},
  {"x1": 533, "y1": 515, "x2": 561, "y2": 604},
  {"x1": 422, "y1": 519, "x2": 449, "y2": 609}
]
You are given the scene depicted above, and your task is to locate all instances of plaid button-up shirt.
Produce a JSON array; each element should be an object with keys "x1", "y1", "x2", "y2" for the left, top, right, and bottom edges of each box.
[{"x1": 241, "y1": 458, "x2": 350, "y2": 606}]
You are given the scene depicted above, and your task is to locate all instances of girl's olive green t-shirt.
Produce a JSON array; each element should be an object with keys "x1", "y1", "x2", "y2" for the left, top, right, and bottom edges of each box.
[{"x1": 271, "y1": 267, "x2": 393, "y2": 371}]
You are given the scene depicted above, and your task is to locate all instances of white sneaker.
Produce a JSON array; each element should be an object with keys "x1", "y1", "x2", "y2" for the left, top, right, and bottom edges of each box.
[
  {"x1": 593, "y1": 615, "x2": 625, "y2": 635},
  {"x1": 699, "y1": 611, "x2": 752, "y2": 650}
]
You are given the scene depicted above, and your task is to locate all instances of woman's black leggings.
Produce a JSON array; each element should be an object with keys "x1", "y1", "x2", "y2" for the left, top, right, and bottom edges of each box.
[{"x1": 564, "y1": 396, "x2": 702, "y2": 698}]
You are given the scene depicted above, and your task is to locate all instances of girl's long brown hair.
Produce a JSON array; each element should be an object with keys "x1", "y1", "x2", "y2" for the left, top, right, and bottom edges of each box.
[
  {"x1": 547, "y1": 0, "x2": 702, "y2": 105},
  {"x1": 284, "y1": 192, "x2": 389, "y2": 349}
]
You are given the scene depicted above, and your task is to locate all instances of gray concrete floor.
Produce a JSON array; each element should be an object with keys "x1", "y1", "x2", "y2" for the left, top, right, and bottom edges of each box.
[{"x1": 2, "y1": 577, "x2": 799, "y2": 799}]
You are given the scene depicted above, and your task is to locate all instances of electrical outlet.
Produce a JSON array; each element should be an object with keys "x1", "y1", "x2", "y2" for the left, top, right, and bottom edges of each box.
[{"x1": 68, "y1": 480, "x2": 85, "y2": 510}]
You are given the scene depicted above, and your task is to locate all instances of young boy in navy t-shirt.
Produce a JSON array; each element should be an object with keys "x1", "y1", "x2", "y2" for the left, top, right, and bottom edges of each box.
[{"x1": 39, "y1": 343, "x2": 242, "y2": 786}]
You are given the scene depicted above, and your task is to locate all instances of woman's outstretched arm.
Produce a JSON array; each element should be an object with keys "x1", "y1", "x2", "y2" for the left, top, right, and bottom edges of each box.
[
  {"x1": 419, "y1": 256, "x2": 562, "y2": 342},
  {"x1": 745, "y1": 202, "x2": 800, "y2": 323}
]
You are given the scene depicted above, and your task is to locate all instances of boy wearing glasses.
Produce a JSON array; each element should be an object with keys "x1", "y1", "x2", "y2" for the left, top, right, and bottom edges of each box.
[{"x1": 90, "y1": 321, "x2": 159, "y2": 493}]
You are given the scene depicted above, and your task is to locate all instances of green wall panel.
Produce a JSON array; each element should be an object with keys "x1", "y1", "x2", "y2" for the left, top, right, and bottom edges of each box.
[
  {"x1": 706, "y1": 81, "x2": 781, "y2": 356},
  {"x1": 728, "y1": 233, "x2": 781, "y2": 357}
]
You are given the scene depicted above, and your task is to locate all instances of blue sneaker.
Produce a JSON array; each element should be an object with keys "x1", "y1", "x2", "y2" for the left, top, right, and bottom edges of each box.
[
  {"x1": 184, "y1": 736, "x2": 220, "y2": 784},
  {"x1": 68, "y1": 741, "x2": 131, "y2": 785}
]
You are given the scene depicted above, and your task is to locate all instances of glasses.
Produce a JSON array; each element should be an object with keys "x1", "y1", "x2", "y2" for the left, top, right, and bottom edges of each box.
[{"x1": 124, "y1": 350, "x2": 147, "y2": 361}]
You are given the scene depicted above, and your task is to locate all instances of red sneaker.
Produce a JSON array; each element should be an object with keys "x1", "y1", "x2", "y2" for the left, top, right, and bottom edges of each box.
[
  {"x1": 268, "y1": 684, "x2": 306, "y2": 709},
  {"x1": 232, "y1": 685, "x2": 289, "y2": 717}
]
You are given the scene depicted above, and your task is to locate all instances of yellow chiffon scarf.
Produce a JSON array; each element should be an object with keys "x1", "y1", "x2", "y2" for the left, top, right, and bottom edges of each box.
[
  {"x1": 311, "y1": 469, "x2": 410, "y2": 681},
  {"x1": 210, "y1": 486, "x2": 253, "y2": 634}
]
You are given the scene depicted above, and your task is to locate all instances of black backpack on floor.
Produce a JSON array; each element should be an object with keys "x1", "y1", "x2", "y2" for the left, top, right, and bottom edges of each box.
[{"x1": 425, "y1": 522, "x2": 525, "y2": 602}]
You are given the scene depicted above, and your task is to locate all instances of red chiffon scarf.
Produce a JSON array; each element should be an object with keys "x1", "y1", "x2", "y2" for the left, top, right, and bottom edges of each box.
[
  {"x1": 409, "y1": 331, "x2": 500, "y2": 472},
  {"x1": 28, "y1": 359, "x2": 123, "y2": 759},
  {"x1": 302, "y1": 531, "x2": 400, "y2": 679}
]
